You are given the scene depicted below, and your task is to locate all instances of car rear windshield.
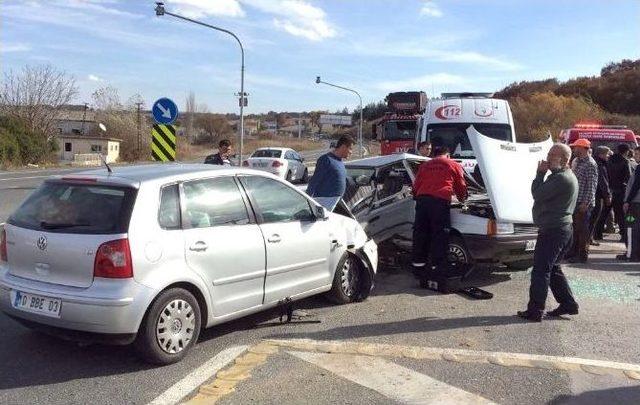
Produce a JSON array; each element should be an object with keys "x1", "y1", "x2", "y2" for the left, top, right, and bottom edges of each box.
[
  {"x1": 8, "y1": 181, "x2": 137, "y2": 234},
  {"x1": 252, "y1": 149, "x2": 282, "y2": 158},
  {"x1": 427, "y1": 123, "x2": 512, "y2": 159}
]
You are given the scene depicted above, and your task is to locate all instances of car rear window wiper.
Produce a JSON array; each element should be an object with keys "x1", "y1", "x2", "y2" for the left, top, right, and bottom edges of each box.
[{"x1": 40, "y1": 221, "x2": 92, "y2": 230}]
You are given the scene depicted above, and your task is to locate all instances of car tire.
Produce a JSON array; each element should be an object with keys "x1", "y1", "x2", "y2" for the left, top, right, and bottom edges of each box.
[
  {"x1": 326, "y1": 253, "x2": 361, "y2": 304},
  {"x1": 135, "y1": 288, "x2": 201, "y2": 365},
  {"x1": 448, "y1": 236, "x2": 472, "y2": 266},
  {"x1": 285, "y1": 171, "x2": 293, "y2": 182},
  {"x1": 301, "y1": 168, "x2": 309, "y2": 183}
]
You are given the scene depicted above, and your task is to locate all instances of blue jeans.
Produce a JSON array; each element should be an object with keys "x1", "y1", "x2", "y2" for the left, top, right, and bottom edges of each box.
[{"x1": 528, "y1": 225, "x2": 579, "y2": 312}]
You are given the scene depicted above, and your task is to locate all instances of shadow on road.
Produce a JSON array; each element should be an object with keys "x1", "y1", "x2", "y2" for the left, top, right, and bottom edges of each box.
[
  {"x1": 549, "y1": 385, "x2": 640, "y2": 404},
  {"x1": 267, "y1": 314, "x2": 528, "y2": 342}
]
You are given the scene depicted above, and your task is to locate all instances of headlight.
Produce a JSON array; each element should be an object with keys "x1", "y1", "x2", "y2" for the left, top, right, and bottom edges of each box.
[{"x1": 487, "y1": 220, "x2": 514, "y2": 235}]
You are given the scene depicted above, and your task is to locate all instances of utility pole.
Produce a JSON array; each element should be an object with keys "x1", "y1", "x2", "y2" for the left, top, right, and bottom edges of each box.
[
  {"x1": 81, "y1": 103, "x2": 88, "y2": 135},
  {"x1": 298, "y1": 114, "x2": 302, "y2": 139},
  {"x1": 135, "y1": 102, "x2": 143, "y2": 159}
]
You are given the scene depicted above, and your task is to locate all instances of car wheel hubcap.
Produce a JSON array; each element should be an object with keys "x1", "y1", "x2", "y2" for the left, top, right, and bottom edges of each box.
[
  {"x1": 340, "y1": 257, "x2": 359, "y2": 297},
  {"x1": 448, "y1": 245, "x2": 468, "y2": 264},
  {"x1": 156, "y1": 299, "x2": 195, "y2": 354}
]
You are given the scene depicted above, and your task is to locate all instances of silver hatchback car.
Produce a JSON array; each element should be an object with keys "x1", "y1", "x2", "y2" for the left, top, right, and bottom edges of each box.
[{"x1": 0, "y1": 164, "x2": 377, "y2": 364}]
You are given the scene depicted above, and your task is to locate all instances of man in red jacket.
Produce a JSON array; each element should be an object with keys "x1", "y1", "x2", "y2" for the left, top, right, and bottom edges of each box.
[{"x1": 412, "y1": 146, "x2": 468, "y2": 275}]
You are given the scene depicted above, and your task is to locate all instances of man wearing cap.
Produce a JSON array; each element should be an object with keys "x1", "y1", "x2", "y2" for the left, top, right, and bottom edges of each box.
[{"x1": 567, "y1": 138, "x2": 598, "y2": 263}]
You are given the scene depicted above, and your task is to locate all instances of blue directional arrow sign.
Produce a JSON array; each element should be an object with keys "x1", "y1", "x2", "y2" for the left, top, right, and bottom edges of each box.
[{"x1": 152, "y1": 97, "x2": 178, "y2": 125}]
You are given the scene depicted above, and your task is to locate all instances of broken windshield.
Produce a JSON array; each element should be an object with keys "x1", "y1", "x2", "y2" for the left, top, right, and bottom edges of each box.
[{"x1": 427, "y1": 123, "x2": 512, "y2": 159}]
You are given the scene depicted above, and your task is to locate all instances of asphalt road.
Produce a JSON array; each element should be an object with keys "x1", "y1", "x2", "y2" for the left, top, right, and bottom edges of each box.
[{"x1": 1, "y1": 239, "x2": 639, "y2": 404}]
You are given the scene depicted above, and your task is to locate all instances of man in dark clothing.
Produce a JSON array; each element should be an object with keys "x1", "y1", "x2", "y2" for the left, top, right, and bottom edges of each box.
[
  {"x1": 307, "y1": 135, "x2": 354, "y2": 210},
  {"x1": 607, "y1": 143, "x2": 635, "y2": 243},
  {"x1": 518, "y1": 144, "x2": 580, "y2": 322},
  {"x1": 204, "y1": 139, "x2": 233, "y2": 166},
  {"x1": 411, "y1": 146, "x2": 467, "y2": 276},
  {"x1": 622, "y1": 163, "x2": 640, "y2": 261},
  {"x1": 591, "y1": 146, "x2": 612, "y2": 243}
]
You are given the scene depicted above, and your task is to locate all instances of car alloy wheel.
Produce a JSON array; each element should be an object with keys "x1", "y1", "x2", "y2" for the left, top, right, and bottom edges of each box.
[
  {"x1": 447, "y1": 243, "x2": 469, "y2": 264},
  {"x1": 340, "y1": 256, "x2": 360, "y2": 297},
  {"x1": 156, "y1": 299, "x2": 196, "y2": 354}
]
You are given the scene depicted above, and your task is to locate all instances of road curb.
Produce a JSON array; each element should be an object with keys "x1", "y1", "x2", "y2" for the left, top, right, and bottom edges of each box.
[
  {"x1": 263, "y1": 338, "x2": 640, "y2": 381},
  {"x1": 185, "y1": 342, "x2": 280, "y2": 404}
]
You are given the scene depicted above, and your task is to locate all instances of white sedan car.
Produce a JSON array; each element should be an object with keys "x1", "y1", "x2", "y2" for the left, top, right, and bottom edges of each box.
[
  {"x1": 243, "y1": 147, "x2": 309, "y2": 183},
  {"x1": 0, "y1": 164, "x2": 377, "y2": 365}
]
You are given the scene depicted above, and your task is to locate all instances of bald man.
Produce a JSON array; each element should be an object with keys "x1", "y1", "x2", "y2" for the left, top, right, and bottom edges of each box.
[{"x1": 518, "y1": 144, "x2": 580, "y2": 322}]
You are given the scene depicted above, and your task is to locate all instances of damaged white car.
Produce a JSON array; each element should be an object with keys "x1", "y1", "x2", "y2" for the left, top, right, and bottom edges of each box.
[{"x1": 341, "y1": 128, "x2": 552, "y2": 269}]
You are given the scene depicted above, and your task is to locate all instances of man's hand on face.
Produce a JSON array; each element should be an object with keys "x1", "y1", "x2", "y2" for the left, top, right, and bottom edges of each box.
[{"x1": 537, "y1": 160, "x2": 550, "y2": 173}]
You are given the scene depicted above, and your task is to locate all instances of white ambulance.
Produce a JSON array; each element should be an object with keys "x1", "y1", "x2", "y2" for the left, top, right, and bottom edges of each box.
[{"x1": 418, "y1": 93, "x2": 517, "y2": 173}]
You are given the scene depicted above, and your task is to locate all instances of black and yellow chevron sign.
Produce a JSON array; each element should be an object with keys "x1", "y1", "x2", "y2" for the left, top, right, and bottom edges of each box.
[{"x1": 151, "y1": 124, "x2": 176, "y2": 162}]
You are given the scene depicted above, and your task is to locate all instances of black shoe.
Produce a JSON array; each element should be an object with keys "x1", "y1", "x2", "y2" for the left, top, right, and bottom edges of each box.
[
  {"x1": 616, "y1": 254, "x2": 628, "y2": 261},
  {"x1": 546, "y1": 306, "x2": 579, "y2": 317},
  {"x1": 590, "y1": 241, "x2": 600, "y2": 247},
  {"x1": 517, "y1": 310, "x2": 542, "y2": 322}
]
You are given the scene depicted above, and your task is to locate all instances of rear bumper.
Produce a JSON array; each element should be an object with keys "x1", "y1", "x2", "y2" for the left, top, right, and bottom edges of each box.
[
  {"x1": 0, "y1": 268, "x2": 157, "y2": 335},
  {"x1": 464, "y1": 233, "x2": 537, "y2": 263}
]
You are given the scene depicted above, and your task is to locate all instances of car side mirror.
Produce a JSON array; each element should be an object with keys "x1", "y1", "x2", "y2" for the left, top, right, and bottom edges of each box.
[{"x1": 314, "y1": 205, "x2": 329, "y2": 220}]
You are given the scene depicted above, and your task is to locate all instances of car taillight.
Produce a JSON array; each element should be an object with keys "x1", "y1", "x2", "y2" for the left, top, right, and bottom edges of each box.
[
  {"x1": 242, "y1": 160, "x2": 249, "y2": 167},
  {"x1": 94, "y1": 239, "x2": 133, "y2": 278},
  {"x1": 272, "y1": 160, "x2": 283, "y2": 168},
  {"x1": 0, "y1": 229, "x2": 7, "y2": 262}
]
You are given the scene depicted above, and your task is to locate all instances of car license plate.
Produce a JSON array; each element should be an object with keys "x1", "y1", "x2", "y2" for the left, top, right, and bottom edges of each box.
[
  {"x1": 256, "y1": 162, "x2": 268, "y2": 167},
  {"x1": 10, "y1": 290, "x2": 62, "y2": 318},
  {"x1": 525, "y1": 240, "x2": 537, "y2": 251}
]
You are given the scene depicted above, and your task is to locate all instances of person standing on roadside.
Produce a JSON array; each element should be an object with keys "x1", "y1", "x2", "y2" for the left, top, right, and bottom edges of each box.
[
  {"x1": 411, "y1": 146, "x2": 467, "y2": 279},
  {"x1": 567, "y1": 139, "x2": 598, "y2": 263},
  {"x1": 306, "y1": 135, "x2": 354, "y2": 211},
  {"x1": 608, "y1": 144, "x2": 635, "y2": 243},
  {"x1": 591, "y1": 146, "x2": 612, "y2": 244},
  {"x1": 518, "y1": 144, "x2": 579, "y2": 322},
  {"x1": 417, "y1": 141, "x2": 432, "y2": 157},
  {"x1": 622, "y1": 162, "x2": 640, "y2": 261},
  {"x1": 204, "y1": 139, "x2": 234, "y2": 166}
]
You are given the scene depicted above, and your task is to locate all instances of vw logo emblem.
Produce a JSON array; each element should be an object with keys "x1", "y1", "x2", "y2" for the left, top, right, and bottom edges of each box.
[{"x1": 37, "y1": 236, "x2": 47, "y2": 251}]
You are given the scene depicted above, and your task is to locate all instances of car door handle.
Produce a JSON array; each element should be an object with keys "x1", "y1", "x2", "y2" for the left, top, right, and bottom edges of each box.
[
  {"x1": 268, "y1": 234, "x2": 281, "y2": 243},
  {"x1": 189, "y1": 241, "x2": 208, "y2": 252}
]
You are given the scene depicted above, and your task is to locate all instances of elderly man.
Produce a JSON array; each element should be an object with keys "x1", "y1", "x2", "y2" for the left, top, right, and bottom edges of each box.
[
  {"x1": 518, "y1": 144, "x2": 579, "y2": 322},
  {"x1": 567, "y1": 138, "x2": 598, "y2": 263}
]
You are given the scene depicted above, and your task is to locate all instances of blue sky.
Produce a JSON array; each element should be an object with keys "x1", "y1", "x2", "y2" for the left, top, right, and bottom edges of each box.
[{"x1": 1, "y1": 0, "x2": 639, "y2": 114}]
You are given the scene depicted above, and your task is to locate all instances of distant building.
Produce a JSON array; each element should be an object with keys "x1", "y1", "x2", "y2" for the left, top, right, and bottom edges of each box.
[
  {"x1": 56, "y1": 135, "x2": 122, "y2": 164},
  {"x1": 55, "y1": 107, "x2": 98, "y2": 136}
]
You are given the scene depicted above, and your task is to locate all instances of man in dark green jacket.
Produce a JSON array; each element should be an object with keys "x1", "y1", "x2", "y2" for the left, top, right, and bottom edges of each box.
[{"x1": 518, "y1": 144, "x2": 580, "y2": 322}]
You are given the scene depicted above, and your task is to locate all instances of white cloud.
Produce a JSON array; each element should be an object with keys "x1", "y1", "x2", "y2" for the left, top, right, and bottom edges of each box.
[
  {"x1": 245, "y1": 0, "x2": 336, "y2": 41},
  {"x1": 170, "y1": 0, "x2": 245, "y2": 18},
  {"x1": 376, "y1": 73, "x2": 465, "y2": 92},
  {"x1": 1, "y1": 43, "x2": 31, "y2": 53},
  {"x1": 88, "y1": 74, "x2": 104, "y2": 82},
  {"x1": 420, "y1": 1, "x2": 443, "y2": 18}
]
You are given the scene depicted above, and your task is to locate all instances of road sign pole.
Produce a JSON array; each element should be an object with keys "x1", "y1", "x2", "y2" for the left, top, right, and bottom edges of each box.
[{"x1": 239, "y1": 55, "x2": 245, "y2": 166}]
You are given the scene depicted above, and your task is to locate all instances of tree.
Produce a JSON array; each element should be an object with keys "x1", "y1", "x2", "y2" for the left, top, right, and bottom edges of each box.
[
  {"x1": 0, "y1": 64, "x2": 78, "y2": 137},
  {"x1": 195, "y1": 113, "x2": 231, "y2": 144},
  {"x1": 185, "y1": 91, "x2": 196, "y2": 141}
]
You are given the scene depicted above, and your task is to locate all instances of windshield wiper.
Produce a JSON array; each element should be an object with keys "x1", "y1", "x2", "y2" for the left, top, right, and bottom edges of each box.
[{"x1": 40, "y1": 221, "x2": 91, "y2": 230}]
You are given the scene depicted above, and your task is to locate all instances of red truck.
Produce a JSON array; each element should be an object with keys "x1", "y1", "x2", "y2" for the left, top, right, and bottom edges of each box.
[{"x1": 374, "y1": 91, "x2": 427, "y2": 155}]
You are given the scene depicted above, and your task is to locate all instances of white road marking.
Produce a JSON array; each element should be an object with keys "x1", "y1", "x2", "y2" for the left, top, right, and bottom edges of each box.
[
  {"x1": 148, "y1": 345, "x2": 248, "y2": 405},
  {"x1": 289, "y1": 351, "x2": 496, "y2": 404}
]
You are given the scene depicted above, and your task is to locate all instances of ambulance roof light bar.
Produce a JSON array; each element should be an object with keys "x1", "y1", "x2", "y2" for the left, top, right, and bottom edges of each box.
[
  {"x1": 441, "y1": 92, "x2": 494, "y2": 99},
  {"x1": 573, "y1": 124, "x2": 628, "y2": 130}
]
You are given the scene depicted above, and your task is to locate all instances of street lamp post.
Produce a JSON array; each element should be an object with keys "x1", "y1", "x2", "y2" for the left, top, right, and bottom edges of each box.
[
  {"x1": 155, "y1": 2, "x2": 246, "y2": 165},
  {"x1": 315, "y1": 76, "x2": 363, "y2": 157}
]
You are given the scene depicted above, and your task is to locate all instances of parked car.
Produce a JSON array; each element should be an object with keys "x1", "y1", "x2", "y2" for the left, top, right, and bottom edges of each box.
[
  {"x1": 341, "y1": 128, "x2": 551, "y2": 269},
  {"x1": 243, "y1": 147, "x2": 308, "y2": 183},
  {"x1": 0, "y1": 164, "x2": 377, "y2": 364}
]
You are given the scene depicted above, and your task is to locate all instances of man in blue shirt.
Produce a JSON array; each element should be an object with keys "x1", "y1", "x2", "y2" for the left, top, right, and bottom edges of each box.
[{"x1": 307, "y1": 135, "x2": 354, "y2": 210}]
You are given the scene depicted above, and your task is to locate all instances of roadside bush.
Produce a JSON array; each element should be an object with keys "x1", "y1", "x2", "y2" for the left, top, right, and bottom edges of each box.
[{"x1": 0, "y1": 116, "x2": 56, "y2": 167}]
